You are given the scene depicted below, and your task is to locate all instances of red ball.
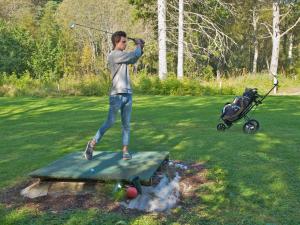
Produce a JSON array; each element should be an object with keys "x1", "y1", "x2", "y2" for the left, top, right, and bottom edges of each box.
[{"x1": 126, "y1": 186, "x2": 138, "y2": 199}]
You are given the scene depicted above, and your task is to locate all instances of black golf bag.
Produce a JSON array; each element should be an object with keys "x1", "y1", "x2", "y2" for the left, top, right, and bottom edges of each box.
[{"x1": 217, "y1": 84, "x2": 277, "y2": 134}]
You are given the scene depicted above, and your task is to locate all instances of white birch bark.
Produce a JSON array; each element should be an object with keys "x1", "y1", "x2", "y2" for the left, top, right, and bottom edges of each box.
[
  {"x1": 270, "y1": 1, "x2": 280, "y2": 92},
  {"x1": 264, "y1": 1, "x2": 299, "y2": 93},
  {"x1": 266, "y1": 57, "x2": 270, "y2": 71},
  {"x1": 158, "y1": 0, "x2": 167, "y2": 80},
  {"x1": 177, "y1": 0, "x2": 184, "y2": 79},
  {"x1": 252, "y1": 8, "x2": 259, "y2": 74},
  {"x1": 288, "y1": 33, "x2": 293, "y2": 63}
]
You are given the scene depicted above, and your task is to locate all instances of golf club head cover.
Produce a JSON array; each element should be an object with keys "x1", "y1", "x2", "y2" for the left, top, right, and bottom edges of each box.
[{"x1": 131, "y1": 176, "x2": 142, "y2": 194}]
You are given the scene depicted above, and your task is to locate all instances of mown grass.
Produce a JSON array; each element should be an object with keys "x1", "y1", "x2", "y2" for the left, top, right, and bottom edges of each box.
[{"x1": 0, "y1": 95, "x2": 299, "y2": 224}]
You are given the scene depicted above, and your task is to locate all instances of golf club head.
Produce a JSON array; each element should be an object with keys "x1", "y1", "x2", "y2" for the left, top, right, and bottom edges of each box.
[{"x1": 69, "y1": 22, "x2": 76, "y2": 29}]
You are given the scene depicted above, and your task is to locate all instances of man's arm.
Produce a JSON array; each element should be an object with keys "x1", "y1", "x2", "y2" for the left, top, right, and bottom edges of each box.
[{"x1": 113, "y1": 47, "x2": 142, "y2": 65}]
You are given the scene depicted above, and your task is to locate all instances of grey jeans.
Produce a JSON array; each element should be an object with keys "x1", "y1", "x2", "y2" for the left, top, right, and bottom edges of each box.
[{"x1": 93, "y1": 93, "x2": 132, "y2": 146}]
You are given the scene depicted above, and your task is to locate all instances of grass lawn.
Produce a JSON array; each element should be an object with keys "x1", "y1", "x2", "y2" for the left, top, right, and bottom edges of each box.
[{"x1": 0, "y1": 95, "x2": 299, "y2": 225}]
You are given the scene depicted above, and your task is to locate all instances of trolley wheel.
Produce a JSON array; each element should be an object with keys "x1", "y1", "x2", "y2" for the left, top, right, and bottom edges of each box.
[
  {"x1": 243, "y1": 119, "x2": 260, "y2": 134},
  {"x1": 217, "y1": 123, "x2": 226, "y2": 131}
]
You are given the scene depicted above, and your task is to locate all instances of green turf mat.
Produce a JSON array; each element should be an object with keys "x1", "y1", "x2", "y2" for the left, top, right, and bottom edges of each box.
[{"x1": 29, "y1": 151, "x2": 169, "y2": 183}]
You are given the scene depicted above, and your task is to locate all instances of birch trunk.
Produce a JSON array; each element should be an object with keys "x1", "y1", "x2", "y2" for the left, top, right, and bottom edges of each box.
[
  {"x1": 270, "y1": 1, "x2": 280, "y2": 93},
  {"x1": 266, "y1": 57, "x2": 270, "y2": 71},
  {"x1": 158, "y1": 0, "x2": 167, "y2": 80},
  {"x1": 177, "y1": 0, "x2": 184, "y2": 79},
  {"x1": 288, "y1": 33, "x2": 293, "y2": 64},
  {"x1": 252, "y1": 8, "x2": 259, "y2": 74}
]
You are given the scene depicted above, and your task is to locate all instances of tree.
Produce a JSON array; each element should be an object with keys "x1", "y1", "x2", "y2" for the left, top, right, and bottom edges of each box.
[
  {"x1": 252, "y1": 6, "x2": 259, "y2": 74},
  {"x1": 57, "y1": 0, "x2": 148, "y2": 75},
  {"x1": 177, "y1": 0, "x2": 184, "y2": 79},
  {"x1": 157, "y1": 0, "x2": 167, "y2": 79},
  {"x1": 30, "y1": 1, "x2": 64, "y2": 80},
  {"x1": 0, "y1": 19, "x2": 34, "y2": 75},
  {"x1": 267, "y1": 0, "x2": 300, "y2": 92},
  {"x1": 167, "y1": 0, "x2": 235, "y2": 78},
  {"x1": 0, "y1": 0, "x2": 32, "y2": 21}
]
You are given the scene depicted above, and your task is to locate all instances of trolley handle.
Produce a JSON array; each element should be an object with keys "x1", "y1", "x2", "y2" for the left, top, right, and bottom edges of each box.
[{"x1": 259, "y1": 82, "x2": 279, "y2": 103}]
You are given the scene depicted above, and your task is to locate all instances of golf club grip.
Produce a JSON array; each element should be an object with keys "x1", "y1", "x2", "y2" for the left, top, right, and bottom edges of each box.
[{"x1": 128, "y1": 38, "x2": 146, "y2": 47}]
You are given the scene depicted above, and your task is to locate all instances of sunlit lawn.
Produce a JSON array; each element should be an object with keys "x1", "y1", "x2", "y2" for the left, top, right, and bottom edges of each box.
[{"x1": 0, "y1": 95, "x2": 299, "y2": 224}]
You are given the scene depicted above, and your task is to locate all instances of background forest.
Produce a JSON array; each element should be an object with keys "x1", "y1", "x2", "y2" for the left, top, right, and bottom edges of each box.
[{"x1": 0, "y1": 0, "x2": 299, "y2": 96}]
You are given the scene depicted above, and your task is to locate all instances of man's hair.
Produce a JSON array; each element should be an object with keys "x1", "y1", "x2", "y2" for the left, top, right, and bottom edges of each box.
[{"x1": 111, "y1": 31, "x2": 127, "y2": 49}]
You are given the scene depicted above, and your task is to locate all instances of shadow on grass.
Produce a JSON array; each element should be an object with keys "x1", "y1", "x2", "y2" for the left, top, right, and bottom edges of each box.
[{"x1": 0, "y1": 95, "x2": 299, "y2": 224}]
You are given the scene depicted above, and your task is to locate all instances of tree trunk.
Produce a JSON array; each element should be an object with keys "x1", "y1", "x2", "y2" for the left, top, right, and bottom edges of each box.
[
  {"x1": 270, "y1": 1, "x2": 280, "y2": 93},
  {"x1": 217, "y1": 67, "x2": 222, "y2": 93},
  {"x1": 288, "y1": 33, "x2": 293, "y2": 64},
  {"x1": 133, "y1": 63, "x2": 138, "y2": 75},
  {"x1": 177, "y1": 0, "x2": 184, "y2": 79},
  {"x1": 266, "y1": 57, "x2": 270, "y2": 71},
  {"x1": 157, "y1": 0, "x2": 167, "y2": 80},
  {"x1": 87, "y1": 30, "x2": 97, "y2": 74},
  {"x1": 216, "y1": 69, "x2": 221, "y2": 81},
  {"x1": 252, "y1": 8, "x2": 259, "y2": 74}
]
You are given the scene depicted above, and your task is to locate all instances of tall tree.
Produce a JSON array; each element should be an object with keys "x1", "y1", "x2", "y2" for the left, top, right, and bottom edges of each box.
[
  {"x1": 0, "y1": 19, "x2": 34, "y2": 74},
  {"x1": 268, "y1": 0, "x2": 300, "y2": 92},
  {"x1": 270, "y1": 1, "x2": 280, "y2": 89},
  {"x1": 252, "y1": 7, "x2": 259, "y2": 74},
  {"x1": 177, "y1": 0, "x2": 184, "y2": 79},
  {"x1": 157, "y1": 0, "x2": 167, "y2": 79},
  {"x1": 30, "y1": 1, "x2": 63, "y2": 80},
  {"x1": 167, "y1": 0, "x2": 235, "y2": 77},
  {"x1": 57, "y1": 0, "x2": 148, "y2": 75}
]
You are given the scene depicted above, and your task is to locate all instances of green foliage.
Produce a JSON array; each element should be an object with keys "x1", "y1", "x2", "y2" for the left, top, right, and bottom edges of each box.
[
  {"x1": 30, "y1": 1, "x2": 64, "y2": 80},
  {"x1": 201, "y1": 65, "x2": 215, "y2": 80},
  {"x1": 0, "y1": 20, "x2": 34, "y2": 75},
  {"x1": 0, "y1": 73, "x2": 111, "y2": 97},
  {"x1": 128, "y1": 0, "x2": 156, "y2": 22},
  {"x1": 1, "y1": 72, "x2": 299, "y2": 97},
  {"x1": 0, "y1": 0, "x2": 300, "y2": 79},
  {"x1": 0, "y1": 0, "x2": 299, "y2": 89}
]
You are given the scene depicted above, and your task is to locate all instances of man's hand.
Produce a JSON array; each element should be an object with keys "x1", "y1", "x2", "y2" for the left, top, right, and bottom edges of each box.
[{"x1": 134, "y1": 38, "x2": 145, "y2": 49}]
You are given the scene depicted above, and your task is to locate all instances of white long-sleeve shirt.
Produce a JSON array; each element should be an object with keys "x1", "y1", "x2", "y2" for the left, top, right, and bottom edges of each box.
[{"x1": 107, "y1": 47, "x2": 142, "y2": 95}]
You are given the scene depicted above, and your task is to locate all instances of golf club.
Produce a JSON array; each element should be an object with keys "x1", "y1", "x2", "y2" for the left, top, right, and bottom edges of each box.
[{"x1": 69, "y1": 22, "x2": 137, "y2": 42}]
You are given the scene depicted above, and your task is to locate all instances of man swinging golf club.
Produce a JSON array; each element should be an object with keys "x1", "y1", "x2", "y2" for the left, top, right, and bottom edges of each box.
[{"x1": 84, "y1": 31, "x2": 144, "y2": 160}]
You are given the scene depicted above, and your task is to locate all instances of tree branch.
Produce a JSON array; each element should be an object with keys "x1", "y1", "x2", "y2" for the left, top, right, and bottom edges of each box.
[
  {"x1": 261, "y1": 22, "x2": 273, "y2": 37},
  {"x1": 280, "y1": 16, "x2": 300, "y2": 37},
  {"x1": 258, "y1": 35, "x2": 272, "y2": 40},
  {"x1": 279, "y1": 7, "x2": 292, "y2": 23}
]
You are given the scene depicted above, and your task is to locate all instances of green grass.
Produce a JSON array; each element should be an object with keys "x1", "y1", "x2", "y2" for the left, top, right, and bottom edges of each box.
[{"x1": 0, "y1": 95, "x2": 300, "y2": 224}]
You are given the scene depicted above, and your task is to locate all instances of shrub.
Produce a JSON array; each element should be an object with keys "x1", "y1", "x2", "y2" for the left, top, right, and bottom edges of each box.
[{"x1": 1, "y1": 72, "x2": 299, "y2": 97}]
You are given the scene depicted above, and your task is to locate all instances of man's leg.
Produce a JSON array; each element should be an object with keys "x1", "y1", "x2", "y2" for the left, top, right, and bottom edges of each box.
[
  {"x1": 120, "y1": 94, "x2": 132, "y2": 159},
  {"x1": 84, "y1": 95, "x2": 121, "y2": 160},
  {"x1": 94, "y1": 96, "x2": 121, "y2": 143}
]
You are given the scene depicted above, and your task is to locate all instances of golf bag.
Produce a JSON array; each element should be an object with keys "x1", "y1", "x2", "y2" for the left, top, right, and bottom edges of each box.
[
  {"x1": 217, "y1": 83, "x2": 278, "y2": 134},
  {"x1": 221, "y1": 88, "x2": 258, "y2": 122}
]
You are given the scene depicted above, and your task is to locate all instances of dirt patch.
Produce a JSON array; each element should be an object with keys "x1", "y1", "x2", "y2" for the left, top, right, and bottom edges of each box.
[
  {"x1": 277, "y1": 87, "x2": 300, "y2": 95},
  {"x1": 0, "y1": 161, "x2": 207, "y2": 214}
]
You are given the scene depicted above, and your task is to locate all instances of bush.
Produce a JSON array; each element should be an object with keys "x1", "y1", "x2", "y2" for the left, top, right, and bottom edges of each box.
[
  {"x1": 0, "y1": 20, "x2": 34, "y2": 75},
  {"x1": 161, "y1": 76, "x2": 181, "y2": 95},
  {"x1": 1, "y1": 72, "x2": 299, "y2": 97}
]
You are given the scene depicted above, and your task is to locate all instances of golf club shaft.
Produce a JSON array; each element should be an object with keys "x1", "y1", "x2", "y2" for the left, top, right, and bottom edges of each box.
[{"x1": 72, "y1": 23, "x2": 136, "y2": 42}]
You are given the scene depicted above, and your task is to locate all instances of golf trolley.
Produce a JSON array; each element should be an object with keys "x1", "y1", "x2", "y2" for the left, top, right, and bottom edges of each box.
[{"x1": 217, "y1": 83, "x2": 278, "y2": 134}]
